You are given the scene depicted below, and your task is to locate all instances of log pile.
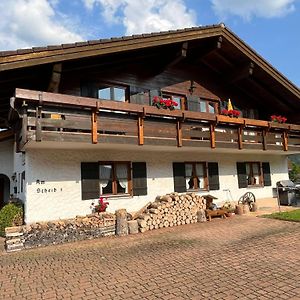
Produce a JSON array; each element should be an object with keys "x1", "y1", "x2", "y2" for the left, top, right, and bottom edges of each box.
[
  {"x1": 136, "y1": 193, "x2": 206, "y2": 232},
  {"x1": 5, "y1": 213, "x2": 115, "y2": 252}
]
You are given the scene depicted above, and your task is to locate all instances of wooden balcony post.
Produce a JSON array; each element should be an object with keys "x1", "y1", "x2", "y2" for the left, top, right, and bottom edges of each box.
[
  {"x1": 176, "y1": 119, "x2": 182, "y2": 147},
  {"x1": 138, "y1": 115, "x2": 144, "y2": 145},
  {"x1": 21, "y1": 101, "x2": 28, "y2": 147},
  {"x1": 237, "y1": 126, "x2": 243, "y2": 150},
  {"x1": 91, "y1": 110, "x2": 98, "y2": 144},
  {"x1": 210, "y1": 123, "x2": 216, "y2": 149},
  {"x1": 282, "y1": 131, "x2": 288, "y2": 151},
  {"x1": 262, "y1": 129, "x2": 267, "y2": 150},
  {"x1": 35, "y1": 106, "x2": 42, "y2": 142}
]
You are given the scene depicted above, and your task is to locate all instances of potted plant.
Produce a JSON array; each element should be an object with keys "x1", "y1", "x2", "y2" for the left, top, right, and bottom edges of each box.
[
  {"x1": 92, "y1": 197, "x2": 109, "y2": 213},
  {"x1": 270, "y1": 115, "x2": 287, "y2": 123},
  {"x1": 222, "y1": 201, "x2": 236, "y2": 217}
]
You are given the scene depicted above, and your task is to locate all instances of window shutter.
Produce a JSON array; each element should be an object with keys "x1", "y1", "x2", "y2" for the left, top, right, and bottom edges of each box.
[
  {"x1": 187, "y1": 95, "x2": 200, "y2": 112},
  {"x1": 81, "y1": 162, "x2": 99, "y2": 200},
  {"x1": 81, "y1": 82, "x2": 98, "y2": 98},
  {"x1": 130, "y1": 86, "x2": 150, "y2": 105},
  {"x1": 173, "y1": 163, "x2": 186, "y2": 193},
  {"x1": 262, "y1": 162, "x2": 271, "y2": 186},
  {"x1": 132, "y1": 162, "x2": 147, "y2": 196},
  {"x1": 149, "y1": 90, "x2": 160, "y2": 104},
  {"x1": 208, "y1": 162, "x2": 220, "y2": 190},
  {"x1": 236, "y1": 162, "x2": 247, "y2": 188}
]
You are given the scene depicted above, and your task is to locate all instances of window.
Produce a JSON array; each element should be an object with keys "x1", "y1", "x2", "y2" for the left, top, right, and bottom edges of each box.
[
  {"x1": 161, "y1": 93, "x2": 185, "y2": 110},
  {"x1": 99, "y1": 162, "x2": 130, "y2": 195},
  {"x1": 98, "y1": 85, "x2": 128, "y2": 102},
  {"x1": 81, "y1": 162, "x2": 147, "y2": 199},
  {"x1": 199, "y1": 100, "x2": 217, "y2": 114},
  {"x1": 185, "y1": 162, "x2": 206, "y2": 190},
  {"x1": 187, "y1": 96, "x2": 218, "y2": 113},
  {"x1": 236, "y1": 162, "x2": 271, "y2": 188},
  {"x1": 173, "y1": 162, "x2": 219, "y2": 192},
  {"x1": 246, "y1": 162, "x2": 261, "y2": 186}
]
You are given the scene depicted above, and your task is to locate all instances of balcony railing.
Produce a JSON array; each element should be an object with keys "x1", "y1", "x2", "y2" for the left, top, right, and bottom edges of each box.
[{"x1": 12, "y1": 88, "x2": 300, "y2": 152}]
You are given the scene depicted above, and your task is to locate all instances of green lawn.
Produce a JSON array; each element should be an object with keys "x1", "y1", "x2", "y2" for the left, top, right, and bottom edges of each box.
[{"x1": 263, "y1": 209, "x2": 300, "y2": 222}]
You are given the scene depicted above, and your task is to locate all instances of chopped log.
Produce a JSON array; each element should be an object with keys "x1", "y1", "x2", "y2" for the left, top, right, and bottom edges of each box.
[
  {"x1": 127, "y1": 220, "x2": 139, "y2": 234},
  {"x1": 243, "y1": 204, "x2": 250, "y2": 214},
  {"x1": 131, "y1": 202, "x2": 152, "y2": 220},
  {"x1": 137, "y1": 219, "x2": 147, "y2": 228},
  {"x1": 235, "y1": 205, "x2": 243, "y2": 215},
  {"x1": 115, "y1": 209, "x2": 128, "y2": 236},
  {"x1": 149, "y1": 208, "x2": 159, "y2": 214}
]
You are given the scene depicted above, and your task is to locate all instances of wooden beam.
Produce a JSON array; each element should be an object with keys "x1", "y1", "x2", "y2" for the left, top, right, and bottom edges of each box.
[
  {"x1": 282, "y1": 131, "x2": 288, "y2": 151},
  {"x1": 209, "y1": 123, "x2": 216, "y2": 149},
  {"x1": 262, "y1": 129, "x2": 267, "y2": 150},
  {"x1": 35, "y1": 106, "x2": 42, "y2": 142},
  {"x1": 165, "y1": 42, "x2": 188, "y2": 69},
  {"x1": 138, "y1": 116, "x2": 144, "y2": 145},
  {"x1": 21, "y1": 102, "x2": 28, "y2": 146},
  {"x1": 176, "y1": 120, "x2": 182, "y2": 147},
  {"x1": 91, "y1": 110, "x2": 98, "y2": 144},
  {"x1": 193, "y1": 36, "x2": 223, "y2": 63},
  {"x1": 237, "y1": 126, "x2": 243, "y2": 150},
  {"x1": 0, "y1": 27, "x2": 223, "y2": 71},
  {"x1": 47, "y1": 63, "x2": 62, "y2": 93},
  {"x1": 226, "y1": 62, "x2": 254, "y2": 84},
  {"x1": 248, "y1": 78, "x2": 291, "y2": 112}
]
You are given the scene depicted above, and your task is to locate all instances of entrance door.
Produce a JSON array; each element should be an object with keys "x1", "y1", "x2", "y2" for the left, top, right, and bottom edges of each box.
[
  {"x1": 0, "y1": 178, "x2": 4, "y2": 208},
  {"x1": 0, "y1": 174, "x2": 10, "y2": 209}
]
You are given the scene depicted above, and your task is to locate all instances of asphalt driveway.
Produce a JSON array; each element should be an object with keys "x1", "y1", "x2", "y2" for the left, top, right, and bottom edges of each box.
[{"x1": 0, "y1": 216, "x2": 300, "y2": 299}]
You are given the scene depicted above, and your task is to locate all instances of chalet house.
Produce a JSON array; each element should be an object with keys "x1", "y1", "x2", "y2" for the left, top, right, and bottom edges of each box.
[{"x1": 0, "y1": 24, "x2": 300, "y2": 223}]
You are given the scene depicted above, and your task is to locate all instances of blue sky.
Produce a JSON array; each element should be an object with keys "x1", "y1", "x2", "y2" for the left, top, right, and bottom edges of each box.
[{"x1": 0, "y1": 0, "x2": 299, "y2": 87}]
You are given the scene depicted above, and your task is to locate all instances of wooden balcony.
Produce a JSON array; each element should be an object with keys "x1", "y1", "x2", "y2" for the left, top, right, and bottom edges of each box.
[{"x1": 11, "y1": 88, "x2": 300, "y2": 153}]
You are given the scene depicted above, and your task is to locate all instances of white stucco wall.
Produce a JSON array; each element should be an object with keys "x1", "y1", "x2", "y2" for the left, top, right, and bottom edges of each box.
[
  {"x1": 0, "y1": 139, "x2": 14, "y2": 201},
  {"x1": 24, "y1": 147, "x2": 289, "y2": 223}
]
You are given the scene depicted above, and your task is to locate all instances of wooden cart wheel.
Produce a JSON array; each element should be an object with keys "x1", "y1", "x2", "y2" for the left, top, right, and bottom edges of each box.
[{"x1": 238, "y1": 192, "x2": 256, "y2": 209}]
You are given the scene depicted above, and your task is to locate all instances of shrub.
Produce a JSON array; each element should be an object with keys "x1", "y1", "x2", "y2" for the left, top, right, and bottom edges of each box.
[{"x1": 0, "y1": 202, "x2": 24, "y2": 237}]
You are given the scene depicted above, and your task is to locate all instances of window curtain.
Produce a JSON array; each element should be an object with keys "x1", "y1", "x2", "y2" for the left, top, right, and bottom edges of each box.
[
  {"x1": 116, "y1": 164, "x2": 128, "y2": 193},
  {"x1": 196, "y1": 164, "x2": 204, "y2": 189},
  {"x1": 99, "y1": 165, "x2": 112, "y2": 194},
  {"x1": 185, "y1": 164, "x2": 193, "y2": 189}
]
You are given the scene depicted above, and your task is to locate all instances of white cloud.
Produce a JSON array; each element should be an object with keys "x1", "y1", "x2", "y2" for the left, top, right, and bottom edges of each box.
[
  {"x1": 211, "y1": 0, "x2": 296, "y2": 20},
  {"x1": 82, "y1": 0, "x2": 197, "y2": 35},
  {"x1": 0, "y1": 0, "x2": 83, "y2": 51}
]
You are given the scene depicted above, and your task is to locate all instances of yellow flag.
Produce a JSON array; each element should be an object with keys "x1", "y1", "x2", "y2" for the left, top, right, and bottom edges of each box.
[{"x1": 227, "y1": 98, "x2": 233, "y2": 111}]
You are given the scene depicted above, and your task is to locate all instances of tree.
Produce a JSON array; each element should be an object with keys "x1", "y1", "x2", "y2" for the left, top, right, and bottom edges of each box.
[{"x1": 289, "y1": 161, "x2": 300, "y2": 182}]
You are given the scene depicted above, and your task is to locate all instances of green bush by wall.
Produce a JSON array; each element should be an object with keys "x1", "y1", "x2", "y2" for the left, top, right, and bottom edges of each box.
[{"x1": 0, "y1": 202, "x2": 23, "y2": 237}]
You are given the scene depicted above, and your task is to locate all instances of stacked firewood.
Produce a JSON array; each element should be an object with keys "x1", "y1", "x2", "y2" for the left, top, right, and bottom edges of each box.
[{"x1": 137, "y1": 193, "x2": 206, "y2": 232}]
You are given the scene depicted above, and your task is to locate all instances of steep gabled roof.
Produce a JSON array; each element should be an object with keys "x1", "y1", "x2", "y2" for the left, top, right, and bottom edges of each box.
[{"x1": 0, "y1": 23, "x2": 299, "y2": 99}]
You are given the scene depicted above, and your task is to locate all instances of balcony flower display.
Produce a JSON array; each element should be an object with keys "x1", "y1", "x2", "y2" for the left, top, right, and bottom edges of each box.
[
  {"x1": 270, "y1": 115, "x2": 287, "y2": 123},
  {"x1": 221, "y1": 109, "x2": 241, "y2": 118},
  {"x1": 152, "y1": 96, "x2": 178, "y2": 110}
]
